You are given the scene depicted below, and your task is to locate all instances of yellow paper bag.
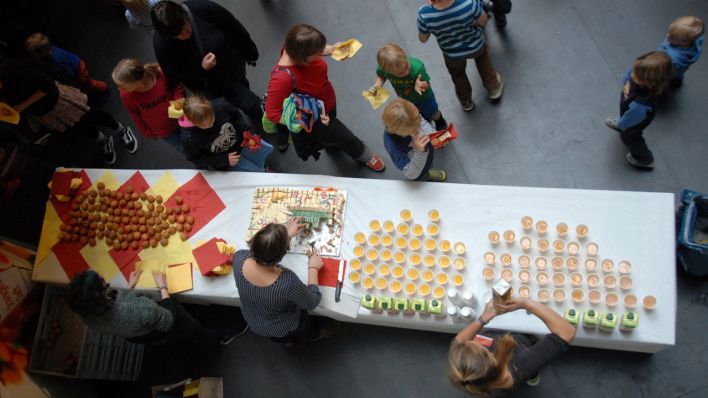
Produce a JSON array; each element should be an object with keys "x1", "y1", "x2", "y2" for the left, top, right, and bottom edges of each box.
[
  {"x1": 361, "y1": 86, "x2": 391, "y2": 110},
  {"x1": 331, "y1": 39, "x2": 363, "y2": 61},
  {"x1": 168, "y1": 98, "x2": 186, "y2": 119},
  {"x1": 0, "y1": 103, "x2": 20, "y2": 125}
]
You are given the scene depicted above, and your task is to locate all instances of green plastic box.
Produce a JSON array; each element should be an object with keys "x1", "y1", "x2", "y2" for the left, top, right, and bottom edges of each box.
[
  {"x1": 361, "y1": 294, "x2": 376, "y2": 310},
  {"x1": 564, "y1": 308, "x2": 580, "y2": 325},
  {"x1": 621, "y1": 312, "x2": 639, "y2": 331},
  {"x1": 394, "y1": 298, "x2": 410, "y2": 313},
  {"x1": 583, "y1": 309, "x2": 599, "y2": 329},
  {"x1": 412, "y1": 298, "x2": 427, "y2": 313},
  {"x1": 377, "y1": 296, "x2": 393, "y2": 312},
  {"x1": 600, "y1": 312, "x2": 617, "y2": 332},
  {"x1": 428, "y1": 299, "x2": 443, "y2": 315}
]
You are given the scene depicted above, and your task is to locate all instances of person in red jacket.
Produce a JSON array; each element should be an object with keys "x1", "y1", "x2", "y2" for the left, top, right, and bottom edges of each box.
[{"x1": 112, "y1": 58, "x2": 184, "y2": 152}]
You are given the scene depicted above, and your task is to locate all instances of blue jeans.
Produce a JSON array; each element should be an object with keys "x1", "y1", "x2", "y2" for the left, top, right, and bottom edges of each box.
[
  {"x1": 230, "y1": 140, "x2": 274, "y2": 172},
  {"x1": 162, "y1": 130, "x2": 184, "y2": 153}
]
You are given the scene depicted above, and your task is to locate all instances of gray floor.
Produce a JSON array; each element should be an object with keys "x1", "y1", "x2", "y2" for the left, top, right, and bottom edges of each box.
[{"x1": 5, "y1": 0, "x2": 708, "y2": 397}]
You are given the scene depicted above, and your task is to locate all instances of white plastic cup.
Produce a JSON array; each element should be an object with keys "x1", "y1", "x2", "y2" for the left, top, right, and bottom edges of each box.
[
  {"x1": 462, "y1": 290, "x2": 478, "y2": 307},
  {"x1": 447, "y1": 288, "x2": 464, "y2": 306},
  {"x1": 460, "y1": 306, "x2": 476, "y2": 321},
  {"x1": 447, "y1": 305, "x2": 461, "y2": 320}
]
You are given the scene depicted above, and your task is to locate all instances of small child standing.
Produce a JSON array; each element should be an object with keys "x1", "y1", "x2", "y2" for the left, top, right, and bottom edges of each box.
[
  {"x1": 605, "y1": 51, "x2": 672, "y2": 170},
  {"x1": 657, "y1": 16, "x2": 704, "y2": 87},
  {"x1": 418, "y1": 0, "x2": 504, "y2": 111},
  {"x1": 373, "y1": 43, "x2": 447, "y2": 131},
  {"x1": 180, "y1": 95, "x2": 273, "y2": 172},
  {"x1": 381, "y1": 98, "x2": 447, "y2": 182}
]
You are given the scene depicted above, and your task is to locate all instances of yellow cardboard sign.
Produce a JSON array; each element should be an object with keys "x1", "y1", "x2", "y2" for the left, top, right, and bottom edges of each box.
[
  {"x1": 362, "y1": 86, "x2": 391, "y2": 110},
  {"x1": 331, "y1": 39, "x2": 363, "y2": 61}
]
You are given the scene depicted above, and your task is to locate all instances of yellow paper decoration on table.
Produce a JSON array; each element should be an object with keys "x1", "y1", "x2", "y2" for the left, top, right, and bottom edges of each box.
[
  {"x1": 134, "y1": 259, "x2": 165, "y2": 288},
  {"x1": 331, "y1": 38, "x2": 363, "y2": 61},
  {"x1": 362, "y1": 86, "x2": 391, "y2": 110},
  {"x1": 80, "y1": 240, "x2": 120, "y2": 281},
  {"x1": 147, "y1": 171, "x2": 180, "y2": 202},
  {"x1": 93, "y1": 170, "x2": 121, "y2": 191},
  {"x1": 36, "y1": 203, "x2": 62, "y2": 265},
  {"x1": 166, "y1": 262, "x2": 193, "y2": 294}
]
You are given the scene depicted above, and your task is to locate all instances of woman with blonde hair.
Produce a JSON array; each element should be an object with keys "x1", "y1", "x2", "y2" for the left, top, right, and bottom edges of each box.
[{"x1": 448, "y1": 297, "x2": 575, "y2": 395}]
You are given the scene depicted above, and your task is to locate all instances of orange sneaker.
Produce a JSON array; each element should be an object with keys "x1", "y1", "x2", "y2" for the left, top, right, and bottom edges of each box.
[{"x1": 365, "y1": 154, "x2": 385, "y2": 172}]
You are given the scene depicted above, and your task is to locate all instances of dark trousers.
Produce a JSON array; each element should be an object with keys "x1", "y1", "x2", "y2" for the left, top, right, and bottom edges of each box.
[
  {"x1": 130, "y1": 298, "x2": 218, "y2": 346},
  {"x1": 218, "y1": 77, "x2": 263, "y2": 121},
  {"x1": 492, "y1": 0, "x2": 512, "y2": 14},
  {"x1": 269, "y1": 311, "x2": 328, "y2": 344},
  {"x1": 619, "y1": 109, "x2": 655, "y2": 164},
  {"x1": 74, "y1": 108, "x2": 121, "y2": 141},
  {"x1": 443, "y1": 44, "x2": 499, "y2": 102},
  {"x1": 290, "y1": 108, "x2": 369, "y2": 162}
]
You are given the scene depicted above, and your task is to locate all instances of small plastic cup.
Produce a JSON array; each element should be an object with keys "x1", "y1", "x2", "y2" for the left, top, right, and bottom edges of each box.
[
  {"x1": 439, "y1": 239, "x2": 451, "y2": 252},
  {"x1": 588, "y1": 289, "x2": 602, "y2": 304},
  {"x1": 427, "y1": 223, "x2": 440, "y2": 237},
  {"x1": 500, "y1": 253, "x2": 513, "y2": 267},
  {"x1": 587, "y1": 273, "x2": 600, "y2": 288},
  {"x1": 412, "y1": 224, "x2": 424, "y2": 237},
  {"x1": 484, "y1": 252, "x2": 496, "y2": 265},
  {"x1": 643, "y1": 295, "x2": 657, "y2": 310},
  {"x1": 518, "y1": 269, "x2": 531, "y2": 283},
  {"x1": 350, "y1": 258, "x2": 362, "y2": 271},
  {"x1": 537, "y1": 239, "x2": 550, "y2": 253},
  {"x1": 452, "y1": 273, "x2": 465, "y2": 287},
  {"x1": 366, "y1": 248, "x2": 379, "y2": 262},
  {"x1": 535, "y1": 257, "x2": 548, "y2": 270},
  {"x1": 363, "y1": 262, "x2": 376, "y2": 276},
  {"x1": 520, "y1": 236, "x2": 532, "y2": 251},
  {"x1": 362, "y1": 276, "x2": 374, "y2": 290},
  {"x1": 423, "y1": 254, "x2": 436, "y2": 268},
  {"x1": 369, "y1": 220, "x2": 381, "y2": 232},
  {"x1": 439, "y1": 255, "x2": 451, "y2": 269},
  {"x1": 353, "y1": 245, "x2": 365, "y2": 258},
  {"x1": 601, "y1": 259, "x2": 614, "y2": 273},
  {"x1": 395, "y1": 236, "x2": 407, "y2": 249},
  {"x1": 521, "y1": 216, "x2": 534, "y2": 231},
  {"x1": 586, "y1": 242, "x2": 599, "y2": 257},
  {"x1": 571, "y1": 288, "x2": 584, "y2": 303},
  {"x1": 406, "y1": 267, "x2": 420, "y2": 281},
  {"x1": 409, "y1": 253, "x2": 422, "y2": 266},
  {"x1": 381, "y1": 234, "x2": 393, "y2": 247},
  {"x1": 453, "y1": 257, "x2": 466, "y2": 270},
  {"x1": 624, "y1": 294, "x2": 637, "y2": 309},
  {"x1": 428, "y1": 209, "x2": 440, "y2": 222},
  {"x1": 551, "y1": 256, "x2": 564, "y2": 271},
  {"x1": 501, "y1": 269, "x2": 513, "y2": 282},
  {"x1": 606, "y1": 292, "x2": 619, "y2": 307},
  {"x1": 537, "y1": 289, "x2": 550, "y2": 303},
  {"x1": 482, "y1": 267, "x2": 495, "y2": 281},
  {"x1": 604, "y1": 274, "x2": 618, "y2": 289},
  {"x1": 404, "y1": 282, "x2": 417, "y2": 296},
  {"x1": 503, "y1": 230, "x2": 516, "y2": 245},
  {"x1": 566, "y1": 257, "x2": 579, "y2": 271},
  {"x1": 436, "y1": 272, "x2": 449, "y2": 285},
  {"x1": 378, "y1": 263, "x2": 391, "y2": 277},
  {"x1": 389, "y1": 280, "x2": 402, "y2": 293},
  {"x1": 393, "y1": 251, "x2": 406, "y2": 264},
  {"x1": 375, "y1": 277, "x2": 388, "y2": 290},
  {"x1": 418, "y1": 283, "x2": 432, "y2": 297},
  {"x1": 518, "y1": 286, "x2": 531, "y2": 298},
  {"x1": 536, "y1": 220, "x2": 549, "y2": 235},
  {"x1": 553, "y1": 272, "x2": 565, "y2": 286},
  {"x1": 556, "y1": 222, "x2": 568, "y2": 237},
  {"x1": 620, "y1": 276, "x2": 632, "y2": 290},
  {"x1": 619, "y1": 260, "x2": 632, "y2": 274},
  {"x1": 380, "y1": 249, "x2": 393, "y2": 262},
  {"x1": 424, "y1": 238, "x2": 437, "y2": 251},
  {"x1": 348, "y1": 271, "x2": 361, "y2": 284},
  {"x1": 518, "y1": 255, "x2": 531, "y2": 268},
  {"x1": 392, "y1": 265, "x2": 405, "y2": 279},
  {"x1": 553, "y1": 289, "x2": 566, "y2": 303},
  {"x1": 576, "y1": 224, "x2": 589, "y2": 239},
  {"x1": 353, "y1": 232, "x2": 366, "y2": 245},
  {"x1": 382, "y1": 220, "x2": 395, "y2": 233},
  {"x1": 488, "y1": 231, "x2": 500, "y2": 246},
  {"x1": 570, "y1": 272, "x2": 583, "y2": 287},
  {"x1": 585, "y1": 258, "x2": 598, "y2": 272},
  {"x1": 552, "y1": 239, "x2": 565, "y2": 254},
  {"x1": 400, "y1": 209, "x2": 412, "y2": 222},
  {"x1": 408, "y1": 238, "x2": 422, "y2": 251},
  {"x1": 397, "y1": 223, "x2": 409, "y2": 236},
  {"x1": 537, "y1": 271, "x2": 549, "y2": 286},
  {"x1": 433, "y1": 286, "x2": 446, "y2": 299},
  {"x1": 567, "y1": 241, "x2": 580, "y2": 256},
  {"x1": 368, "y1": 233, "x2": 381, "y2": 247},
  {"x1": 421, "y1": 269, "x2": 434, "y2": 283},
  {"x1": 453, "y1": 242, "x2": 466, "y2": 255}
]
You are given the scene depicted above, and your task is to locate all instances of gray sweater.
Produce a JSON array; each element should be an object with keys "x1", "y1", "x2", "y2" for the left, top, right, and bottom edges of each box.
[{"x1": 83, "y1": 289, "x2": 174, "y2": 338}]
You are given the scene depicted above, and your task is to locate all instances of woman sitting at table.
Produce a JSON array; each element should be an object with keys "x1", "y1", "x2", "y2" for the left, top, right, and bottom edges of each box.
[
  {"x1": 448, "y1": 297, "x2": 576, "y2": 395},
  {"x1": 68, "y1": 269, "x2": 241, "y2": 346},
  {"x1": 233, "y1": 218, "x2": 338, "y2": 347}
]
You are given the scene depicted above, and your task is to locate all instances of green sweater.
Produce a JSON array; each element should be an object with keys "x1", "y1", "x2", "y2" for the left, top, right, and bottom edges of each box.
[
  {"x1": 83, "y1": 289, "x2": 174, "y2": 338},
  {"x1": 376, "y1": 57, "x2": 432, "y2": 103}
]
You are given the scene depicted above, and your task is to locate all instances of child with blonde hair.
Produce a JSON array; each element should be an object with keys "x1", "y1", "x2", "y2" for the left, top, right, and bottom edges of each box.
[
  {"x1": 112, "y1": 58, "x2": 184, "y2": 152},
  {"x1": 381, "y1": 98, "x2": 446, "y2": 182},
  {"x1": 606, "y1": 51, "x2": 672, "y2": 169},
  {"x1": 180, "y1": 95, "x2": 273, "y2": 171},
  {"x1": 373, "y1": 43, "x2": 447, "y2": 131},
  {"x1": 657, "y1": 16, "x2": 704, "y2": 86}
]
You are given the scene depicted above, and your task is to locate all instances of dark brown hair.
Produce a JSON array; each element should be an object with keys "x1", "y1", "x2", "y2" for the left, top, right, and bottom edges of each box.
[
  {"x1": 284, "y1": 24, "x2": 326, "y2": 64},
  {"x1": 25, "y1": 32, "x2": 53, "y2": 61},
  {"x1": 632, "y1": 51, "x2": 672, "y2": 96},
  {"x1": 249, "y1": 223, "x2": 290, "y2": 266},
  {"x1": 448, "y1": 335, "x2": 516, "y2": 396},
  {"x1": 68, "y1": 270, "x2": 117, "y2": 316}
]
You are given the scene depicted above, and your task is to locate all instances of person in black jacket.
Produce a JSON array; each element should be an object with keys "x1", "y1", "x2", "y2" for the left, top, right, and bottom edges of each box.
[{"x1": 151, "y1": 0, "x2": 262, "y2": 119}]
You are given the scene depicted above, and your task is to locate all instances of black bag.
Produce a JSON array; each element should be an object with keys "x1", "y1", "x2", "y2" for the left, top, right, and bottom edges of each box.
[{"x1": 677, "y1": 189, "x2": 708, "y2": 276}]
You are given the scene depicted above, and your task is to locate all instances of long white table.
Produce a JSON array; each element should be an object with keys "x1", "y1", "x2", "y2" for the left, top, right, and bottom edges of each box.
[{"x1": 32, "y1": 169, "x2": 676, "y2": 353}]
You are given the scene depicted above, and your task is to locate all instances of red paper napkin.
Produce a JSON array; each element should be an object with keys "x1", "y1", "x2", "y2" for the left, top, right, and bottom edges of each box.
[
  {"x1": 49, "y1": 170, "x2": 92, "y2": 224},
  {"x1": 192, "y1": 238, "x2": 230, "y2": 276},
  {"x1": 318, "y1": 257, "x2": 346, "y2": 288},
  {"x1": 51, "y1": 241, "x2": 90, "y2": 279},
  {"x1": 165, "y1": 173, "x2": 226, "y2": 238},
  {"x1": 109, "y1": 247, "x2": 142, "y2": 280},
  {"x1": 117, "y1": 171, "x2": 150, "y2": 193}
]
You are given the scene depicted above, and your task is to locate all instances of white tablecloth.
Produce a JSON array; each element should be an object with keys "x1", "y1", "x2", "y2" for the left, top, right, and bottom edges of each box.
[{"x1": 32, "y1": 169, "x2": 675, "y2": 353}]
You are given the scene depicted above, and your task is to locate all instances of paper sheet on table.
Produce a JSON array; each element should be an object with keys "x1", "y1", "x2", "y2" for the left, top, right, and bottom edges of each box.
[
  {"x1": 319, "y1": 257, "x2": 346, "y2": 288},
  {"x1": 166, "y1": 262, "x2": 193, "y2": 294},
  {"x1": 36, "y1": 203, "x2": 61, "y2": 265},
  {"x1": 331, "y1": 39, "x2": 363, "y2": 61},
  {"x1": 147, "y1": 171, "x2": 180, "y2": 202},
  {"x1": 134, "y1": 259, "x2": 165, "y2": 288},
  {"x1": 362, "y1": 87, "x2": 391, "y2": 109},
  {"x1": 317, "y1": 288, "x2": 360, "y2": 319}
]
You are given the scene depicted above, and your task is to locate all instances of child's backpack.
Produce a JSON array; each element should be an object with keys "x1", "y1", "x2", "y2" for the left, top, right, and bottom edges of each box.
[
  {"x1": 677, "y1": 189, "x2": 708, "y2": 276},
  {"x1": 275, "y1": 67, "x2": 321, "y2": 133}
]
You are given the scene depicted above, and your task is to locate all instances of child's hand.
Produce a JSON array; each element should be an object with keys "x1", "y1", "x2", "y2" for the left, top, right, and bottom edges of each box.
[
  {"x1": 201, "y1": 52, "x2": 217, "y2": 70},
  {"x1": 415, "y1": 74, "x2": 429, "y2": 95},
  {"x1": 320, "y1": 111, "x2": 330, "y2": 126},
  {"x1": 412, "y1": 133, "x2": 429, "y2": 152},
  {"x1": 228, "y1": 152, "x2": 240, "y2": 167}
]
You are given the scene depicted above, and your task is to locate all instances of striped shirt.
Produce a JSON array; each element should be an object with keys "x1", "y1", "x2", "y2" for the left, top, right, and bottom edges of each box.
[
  {"x1": 417, "y1": 0, "x2": 485, "y2": 59},
  {"x1": 233, "y1": 250, "x2": 322, "y2": 338},
  {"x1": 124, "y1": 0, "x2": 161, "y2": 32}
]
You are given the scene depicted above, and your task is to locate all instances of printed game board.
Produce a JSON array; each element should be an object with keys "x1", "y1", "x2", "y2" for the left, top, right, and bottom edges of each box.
[{"x1": 248, "y1": 187, "x2": 347, "y2": 256}]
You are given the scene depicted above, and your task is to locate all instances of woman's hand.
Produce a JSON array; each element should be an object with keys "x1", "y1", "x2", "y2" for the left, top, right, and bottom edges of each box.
[
  {"x1": 201, "y1": 52, "x2": 217, "y2": 70},
  {"x1": 128, "y1": 270, "x2": 142, "y2": 289},
  {"x1": 286, "y1": 217, "x2": 305, "y2": 238},
  {"x1": 151, "y1": 271, "x2": 167, "y2": 289},
  {"x1": 228, "y1": 152, "x2": 240, "y2": 167},
  {"x1": 480, "y1": 300, "x2": 498, "y2": 322},
  {"x1": 412, "y1": 133, "x2": 429, "y2": 153},
  {"x1": 308, "y1": 253, "x2": 324, "y2": 270},
  {"x1": 495, "y1": 297, "x2": 530, "y2": 314}
]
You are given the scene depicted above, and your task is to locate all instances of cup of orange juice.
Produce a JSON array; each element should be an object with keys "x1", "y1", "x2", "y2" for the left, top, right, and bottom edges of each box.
[
  {"x1": 363, "y1": 262, "x2": 376, "y2": 275},
  {"x1": 362, "y1": 276, "x2": 374, "y2": 289},
  {"x1": 389, "y1": 280, "x2": 402, "y2": 293},
  {"x1": 393, "y1": 251, "x2": 406, "y2": 264},
  {"x1": 406, "y1": 267, "x2": 420, "y2": 281},
  {"x1": 427, "y1": 223, "x2": 440, "y2": 237},
  {"x1": 400, "y1": 209, "x2": 412, "y2": 222},
  {"x1": 412, "y1": 224, "x2": 424, "y2": 237},
  {"x1": 428, "y1": 209, "x2": 440, "y2": 222},
  {"x1": 397, "y1": 223, "x2": 409, "y2": 235},
  {"x1": 439, "y1": 255, "x2": 451, "y2": 268},
  {"x1": 369, "y1": 219, "x2": 381, "y2": 232},
  {"x1": 433, "y1": 286, "x2": 446, "y2": 299},
  {"x1": 424, "y1": 238, "x2": 437, "y2": 251},
  {"x1": 488, "y1": 231, "x2": 500, "y2": 246},
  {"x1": 348, "y1": 271, "x2": 361, "y2": 284},
  {"x1": 366, "y1": 248, "x2": 379, "y2": 261},
  {"x1": 353, "y1": 245, "x2": 365, "y2": 258},
  {"x1": 381, "y1": 234, "x2": 393, "y2": 247},
  {"x1": 453, "y1": 242, "x2": 466, "y2": 255},
  {"x1": 375, "y1": 277, "x2": 388, "y2": 290},
  {"x1": 452, "y1": 273, "x2": 465, "y2": 287},
  {"x1": 409, "y1": 253, "x2": 422, "y2": 266},
  {"x1": 422, "y1": 269, "x2": 434, "y2": 282},
  {"x1": 404, "y1": 282, "x2": 417, "y2": 295},
  {"x1": 395, "y1": 236, "x2": 407, "y2": 249},
  {"x1": 382, "y1": 220, "x2": 395, "y2": 233},
  {"x1": 423, "y1": 254, "x2": 436, "y2": 267},
  {"x1": 418, "y1": 283, "x2": 432, "y2": 296},
  {"x1": 349, "y1": 258, "x2": 361, "y2": 271},
  {"x1": 482, "y1": 267, "x2": 495, "y2": 281},
  {"x1": 380, "y1": 249, "x2": 393, "y2": 262},
  {"x1": 368, "y1": 233, "x2": 381, "y2": 247},
  {"x1": 439, "y1": 239, "x2": 451, "y2": 252},
  {"x1": 453, "y1": 257, "x2": 465, "y2": 270},
  {"x1": 378, "y1": 263, "x2": 391, "y2": 277},
  {"x1": 436, "y1": 272, "x2": 449, "y2": 285},
  {"x1": 408, "y1": 238, "x2": 422, "y2": 251},
  {"x1": 521, "y1": 216, "x2": 533, "y2": 231},
  {"x1": 392, "y1": 265, "x2": 405, "y2": 279},
  {"x1": 354, "y1": 232, "x2": 366, "y2": 244}
]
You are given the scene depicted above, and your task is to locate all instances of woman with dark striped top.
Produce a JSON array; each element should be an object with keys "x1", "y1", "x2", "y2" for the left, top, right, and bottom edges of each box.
[{"x1": 233, "y1": 219, "x2": 337, "y2": 346}]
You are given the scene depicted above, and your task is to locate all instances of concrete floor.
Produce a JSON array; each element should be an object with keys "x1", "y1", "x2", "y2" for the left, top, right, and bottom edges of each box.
[{"x1": 3, "y1": 0, "x2": 708, "y2": 397}]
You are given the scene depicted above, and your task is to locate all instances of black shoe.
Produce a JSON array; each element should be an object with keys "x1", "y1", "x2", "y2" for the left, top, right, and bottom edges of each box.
[
  {"x1": 434, "y1": 116, "x2": 448, "y2": 131},
  {"x1": 494, "y1": 13, "x2": 507, "y2": 28},
  {"x1": 220, "y1": 325, "x2": 249, "y2": 346},
  {"x1": 102, "y1": 136, "x2": 116, "y2": 165},
  {"x1": 625, "y1": 152, "x2": 654, "y2": 170},
  {"x1": 277, "y1": 143, "x2": 289, "y2": 152},
  {"x1": 120, "y1": 125, "x2": 139, "y2": 154}
]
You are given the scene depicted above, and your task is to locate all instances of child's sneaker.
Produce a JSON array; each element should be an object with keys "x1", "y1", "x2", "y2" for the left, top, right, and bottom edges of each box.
[
  {"x1": 120, "y1": 125, "x2": 139, "y2": 154},
  {"x1": 426, "y1": 169, "x2": 447, "y2": 182},
  {"x1": 625, "y1": 152, "x2": 654, "y2": 170},
  {"x1": 365, "y1": 154, "x2": 385, "y2": 172},
  {"x1": 488, "y1": 73, "x2": 505, "y2": 100},
  {"x1": 102, "y1": 136, "x2": 116, "y2": 165},
  {"x1": 605, "y1": 116, "x2": 622, "y2": 132},
  {"x1": 461, "y1": 99, "x2": 475, "y2": 112},
  {"x1": 434, "y1": 116, "x2": 448, "y2": 131},
  {"x1": 526, "y1": 372, "x2": 541, "y2": 386},
  {"x1": 220, "y1": 325, "x2": 249, "y2": 346}
]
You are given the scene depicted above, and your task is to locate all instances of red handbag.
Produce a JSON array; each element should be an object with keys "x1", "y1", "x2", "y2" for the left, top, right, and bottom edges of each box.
[{"x1": 429, "y1": 123, "x2": 458, "y2": 149}]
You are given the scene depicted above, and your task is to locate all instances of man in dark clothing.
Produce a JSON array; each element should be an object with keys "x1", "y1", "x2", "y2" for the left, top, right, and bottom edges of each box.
[{"x1": 151, "y1": 0, "x2": 262, "y2": 119}]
